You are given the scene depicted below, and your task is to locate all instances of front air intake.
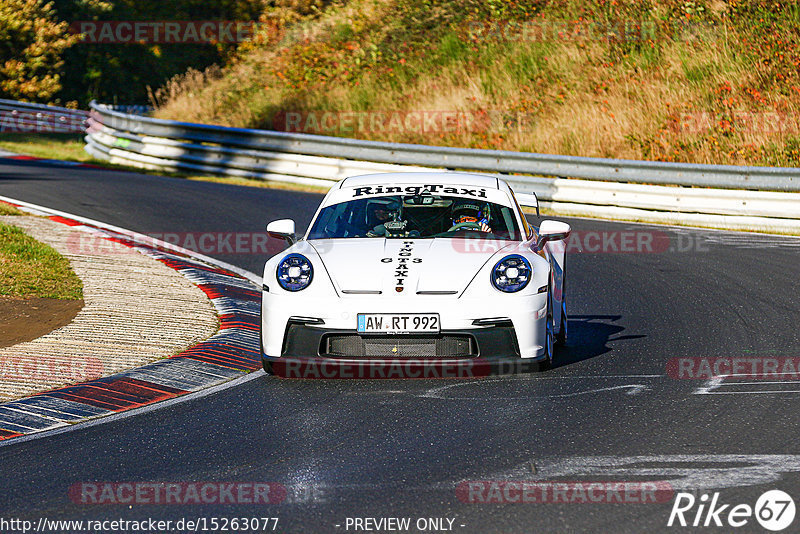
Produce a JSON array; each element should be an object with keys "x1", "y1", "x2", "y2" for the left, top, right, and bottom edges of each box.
[{"x1": 323, "y1": 334, "x2": 476, "y2": 358}]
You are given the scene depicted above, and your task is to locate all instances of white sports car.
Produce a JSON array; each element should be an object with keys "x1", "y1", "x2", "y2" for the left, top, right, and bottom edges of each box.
[{"x1": 261, "y1": 172, "x2": 571, "y2": 377}]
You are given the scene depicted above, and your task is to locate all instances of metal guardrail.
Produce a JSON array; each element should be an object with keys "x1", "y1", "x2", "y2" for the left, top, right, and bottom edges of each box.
[
  {"x1": 83, "y1": 101, "x2": 800, "y2": 233},
  {"x1": 0, "y1": 97, "x2": 791, "y2": 233},
  {"x1": 0, "y1": 99, "x2": 88, "y2": 133},
  {"x1": 87, "y1": 102, "x2": 800, "y2": 192}
]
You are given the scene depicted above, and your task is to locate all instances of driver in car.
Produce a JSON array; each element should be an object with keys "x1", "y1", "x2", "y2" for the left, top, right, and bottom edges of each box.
[
  {"x1": 449, "y1": 200, "x2": 491, "y2": 232},
  {"x1": 366, "y1": 199, "x2": 400, "y2": 237},
  {"x1": 365, "y1": 198, "x2": 422, "y2": 238}
]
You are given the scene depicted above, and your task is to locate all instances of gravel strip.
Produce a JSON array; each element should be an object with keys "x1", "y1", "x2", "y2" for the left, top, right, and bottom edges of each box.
[{"x1": 0, "y1": 216, "x2": 218, "y2": 400}]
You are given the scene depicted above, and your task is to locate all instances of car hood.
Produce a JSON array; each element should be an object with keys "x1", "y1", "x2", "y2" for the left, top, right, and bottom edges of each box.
[{"x1": 308, "y1": 238, "x2": 515, "y2": 296}]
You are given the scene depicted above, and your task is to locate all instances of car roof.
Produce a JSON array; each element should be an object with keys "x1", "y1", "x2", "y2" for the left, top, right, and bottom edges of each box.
[{"x1": 339, "y1": 172, "x2": 502, "y2": 190}]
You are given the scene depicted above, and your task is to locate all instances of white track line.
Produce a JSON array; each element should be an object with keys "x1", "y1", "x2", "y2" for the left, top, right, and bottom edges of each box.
[{"x1": 0, "y1": 193, "x2": 262, "y2": 286}]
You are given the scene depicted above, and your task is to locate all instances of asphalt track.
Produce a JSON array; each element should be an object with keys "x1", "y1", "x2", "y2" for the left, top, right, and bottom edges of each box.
[{"x1": 2, "y1": 157, "x2": 800, "y2": 533}]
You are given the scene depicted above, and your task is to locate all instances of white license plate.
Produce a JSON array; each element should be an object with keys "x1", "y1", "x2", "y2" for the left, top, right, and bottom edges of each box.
[{"x1": 357, "y1": 313, "x2": 440, "y2": 334}]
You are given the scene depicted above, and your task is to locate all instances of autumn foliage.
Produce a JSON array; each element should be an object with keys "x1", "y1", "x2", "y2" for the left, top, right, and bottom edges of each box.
[
  {"x1": 155, "y1": 0, "x2": 800, "y2": 168},
  {"x1": 0, "y1": 0, "x2": 78, "y2": 100}
]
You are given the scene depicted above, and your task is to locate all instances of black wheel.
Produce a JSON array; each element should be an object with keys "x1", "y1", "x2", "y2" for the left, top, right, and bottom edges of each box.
[
  {"x1": 556, "y1": 300, "x2": 567, "y2": 346},
  {"x1": 260, "y1": 298, "x2": 274, "y2": 375},
  {"x1": 555, "y1": 259, "x2": 567, "y2": 346},
  {"x1": 537, "y1": 355, "x2": 552, "y2": 372},
  {"x1": 538, "y1": 290, "x2": 555, "y2": 371}
]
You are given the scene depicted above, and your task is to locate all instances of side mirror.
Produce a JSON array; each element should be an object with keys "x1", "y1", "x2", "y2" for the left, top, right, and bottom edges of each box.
[
  {"x1": 267, "y1": 219, "x2": 296, "y2": 245},
  {"x1": 536, "y1": 220, "x2": 571, "y2": 249}
]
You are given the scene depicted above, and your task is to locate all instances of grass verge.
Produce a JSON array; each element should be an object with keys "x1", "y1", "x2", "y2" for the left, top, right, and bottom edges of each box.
[
  {"x1": 0, "y1": 222, "x2": 83, "y2": 300},
  {"x1": 0, "y1": 134, "x2": 93, "y2": 163},
  {"x1": 0, "y1": 202, "x2": 23, "y2": 216}
]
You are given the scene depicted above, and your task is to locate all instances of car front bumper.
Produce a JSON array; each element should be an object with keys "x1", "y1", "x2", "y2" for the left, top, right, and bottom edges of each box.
[
  {"x1": 261, "y1": 291, "x2": 550, "y2": 375},
  {"x1": 279, "y1": 323, "x2": 522, "y2": 358}
]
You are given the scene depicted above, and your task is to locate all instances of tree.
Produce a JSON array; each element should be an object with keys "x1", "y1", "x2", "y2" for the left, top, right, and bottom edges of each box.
[
  {"x1": 0, "y1": 0, "x2": 78, "y2": 101},
  {"x1": 52, "y1": 0, "x2": 268, "y2": 105}
]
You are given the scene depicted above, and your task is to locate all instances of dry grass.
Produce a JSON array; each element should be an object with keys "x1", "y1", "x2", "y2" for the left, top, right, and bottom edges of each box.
[
  {"x1": 0, "y1": 202, "x2": 23, "y2": 216},
  {"x1": 148, "y1": 65, "x2": 226, "y2": 124},
  {"x1": 152, "y1": 1, "x2": 800, "y2": 167}
]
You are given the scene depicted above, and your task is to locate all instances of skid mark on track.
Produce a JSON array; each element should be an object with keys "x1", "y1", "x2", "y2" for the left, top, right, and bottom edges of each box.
[
  {"x1": 489, "y1": 455, "x2": 800, "y2": 492},
  {"x1": 416, "y1": 374, "x2": 661, "y2": 400},
  {"x1": 420, "y1": 383, "x2": 651, "y2": 400},
  {"x1": 694, "y1": 373, "x2": 800, "y2": 395},
  {"x1": 668, "y1": 227, "x2": 800, "y2": 249}
]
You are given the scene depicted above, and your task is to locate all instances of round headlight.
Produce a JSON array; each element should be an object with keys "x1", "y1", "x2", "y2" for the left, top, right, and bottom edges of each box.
[
  {"x1": 491, "y1": 255, "x2": 532, "y2": 293},
  {"x1": 277, "y1": 253, "x2": 313, "y2": 291}
]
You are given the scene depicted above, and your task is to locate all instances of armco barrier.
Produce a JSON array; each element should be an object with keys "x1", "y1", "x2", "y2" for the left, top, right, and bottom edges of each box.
[
  {"x1": 0, "y1": 99, "x2": 88, "y2": 133},
  {"x1": 5, "y1": 99, "x2": 800, "y2": 233},
  {"x1": 84, "y1": 102, "x2": 800, "y2": 233},
  {"x1": 0, "y1": 100, "x2": 150, "y2": 134}
]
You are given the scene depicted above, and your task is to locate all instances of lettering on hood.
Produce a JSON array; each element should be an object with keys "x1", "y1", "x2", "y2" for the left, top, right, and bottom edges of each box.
[{"x1": 395, "y1": 241, "x2": 416, "y2": 292}]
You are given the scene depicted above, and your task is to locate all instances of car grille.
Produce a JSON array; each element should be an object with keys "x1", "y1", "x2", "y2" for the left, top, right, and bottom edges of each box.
[{"x1": 323, "y1": 334, "x2": 476, "y2": 358}]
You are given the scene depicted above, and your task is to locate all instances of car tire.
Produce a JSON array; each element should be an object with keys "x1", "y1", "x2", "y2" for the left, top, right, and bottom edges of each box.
[
  {"x1": 538, "y1": 291, "x2": 555, "y2": 371},
  {"x1": 556, "y1": 267, "x2": 567, "y2": 346},
  {"x1": 556, "y1": 301, "x2": 567, "y2": 346},
  {"x1": 538, "y1": 356, "x2": 552, "y2": 372},
  {"x1": 259, "y1": 299, "x2": 274, "y2": 376}
]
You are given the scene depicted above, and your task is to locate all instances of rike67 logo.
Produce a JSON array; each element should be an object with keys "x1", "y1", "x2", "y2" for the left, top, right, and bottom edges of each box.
[{"x1": 668, "y1": 490, "x2": 796, "y2": 531}]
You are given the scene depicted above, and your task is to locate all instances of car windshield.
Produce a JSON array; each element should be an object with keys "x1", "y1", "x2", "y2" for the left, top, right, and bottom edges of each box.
[{"x1": 307, "y1": 194, "x2": 521, "y2": 240}]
